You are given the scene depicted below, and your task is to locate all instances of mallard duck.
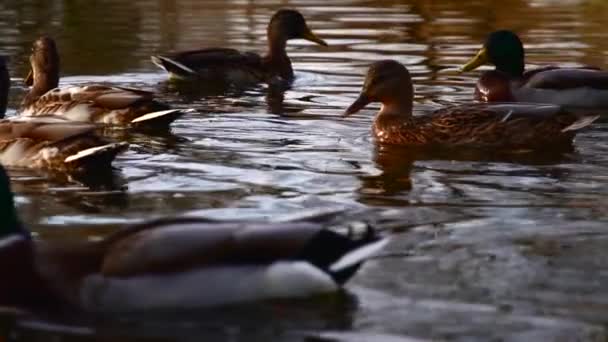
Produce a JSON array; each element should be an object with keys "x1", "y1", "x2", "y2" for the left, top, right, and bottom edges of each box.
[
  {"x1": 151, "y1": 9, "x2": 327, "y2": 84},
  {"x1": 343, "y1": 60, "x2": 599, "y2": 150},
  {"x1": 0, "y1": 165, "x2": 388, "y2": 312},
  {"x1": 21, "y1": 37, "x2": 191, "y2": 128},
  {"x1": 460, "y1": 30, "x2": 608, "y2": 109},
  {"x1": 0, "y1": 55, "x2": 126, "y2": 172}
]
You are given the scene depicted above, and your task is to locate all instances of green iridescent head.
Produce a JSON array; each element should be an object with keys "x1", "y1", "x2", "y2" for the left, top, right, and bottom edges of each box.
[{"x1": 461, "y1": 30, "x2": 525, "y2": 77}]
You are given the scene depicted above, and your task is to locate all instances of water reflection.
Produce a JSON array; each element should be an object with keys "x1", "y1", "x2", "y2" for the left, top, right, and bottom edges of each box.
[
  {"x1": 3, "y1": 293, "x2": 358, "y2": 342},
  {"x1": 1, "y1": 0, "x2": 608, "y2": 341}
]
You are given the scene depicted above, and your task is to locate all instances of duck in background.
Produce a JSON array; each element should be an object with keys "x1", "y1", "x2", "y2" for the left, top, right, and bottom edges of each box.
[
  {"x1": 343, "y1": 60, "x2": 598, "y2": 150},
  {"x1": 151, "y1": 9, "x2": 328, "y2": 85},
  {"x1": 21, "y1": 37, "x2": 192, "y2": 129},
  {"x1": 0, "y1": 55, "x2": 126, "y2": 172},
  {"x1": 460, "y1": 30, "x2": 608, "y2": 110},
  {"x1": 0, "y1": 163, "x2": 388, "y2": 312}
]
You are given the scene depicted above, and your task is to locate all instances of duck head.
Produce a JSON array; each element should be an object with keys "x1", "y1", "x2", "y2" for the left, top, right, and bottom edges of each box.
[
  {"x1": 24, "y1": 36, "x2": 60, "y2": 100},
  {"x1": 344, "y1": 60, "x2": 414, "y2": 117},
  {"x1": 0, "y1": 56, "x2": 9, "y2": 118},
  {"x1": 461, "y1": 30, "x2": 525, "y2": 78},
  {"x1": 267, "y1": 9, "x2": 327, "y2": 50}
]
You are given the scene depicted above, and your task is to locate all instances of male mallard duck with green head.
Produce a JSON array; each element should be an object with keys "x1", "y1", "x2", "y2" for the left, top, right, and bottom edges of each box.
[
  {"x1": 21, "y1": 37, "x2": 191, "y2": 129},
  {"x1": 344, "y1": 60, "x2": 598, "y2": 150},
  {"x1": 0, "y1": 164, "x2": 387, "y2": 312},
  {"x1": 151, "y1": 9, "x2": 327, "y2": 84},
  {"x1": 0, "y1": 55, "x2": 126, "y2": 172},
  {"x1": 461, "y1": 30, "x2": 608, "y2": 109}
]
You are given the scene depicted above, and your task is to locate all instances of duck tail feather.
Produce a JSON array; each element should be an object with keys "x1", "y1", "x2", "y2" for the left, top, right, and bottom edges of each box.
[
  {"x1": 131, "y1": 109, "x2": 195, "y2": 127},
  {"x1": 562, "y1": 115, "x2": 600, "y2": 132},
  {"x1": 300, "y1": 222, "x2": 389, "y2": 285},
  {"x1": 329, "y1": 237, "x2": 389, "y2": 272},
  {"x1": 64, "y1": 142, "x2": 128, "y2": 168},
  {"x1": 151, "y1": 55, "x2": 196, "y2": 77}
]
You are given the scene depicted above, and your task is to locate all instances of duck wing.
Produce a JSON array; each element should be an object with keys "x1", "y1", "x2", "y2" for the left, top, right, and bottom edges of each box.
[
  {"x1": 524, "y1": 68, "x2": 608, "y2": 90},
  {"x1": 21, "y1": 86, "x2": 182, "y2": 127},
  {"x1": 100, "y1": 219, "x2": 321, "y2": 277},
  {"x1": 151, "y1": 48, "x2": 264, "y2": 78},
  {"x1": 0, "y1": 118, "x2": 127, "y2": 170},
  {"x1": 0, "y1": 118, "x2": 95, "y2": 143},
  {"x1": 427, "y1": 103, "x2": 598, "y2": 148},
  {"x1": 99, "y1": 218, "x2": 386, "y2": 284}
]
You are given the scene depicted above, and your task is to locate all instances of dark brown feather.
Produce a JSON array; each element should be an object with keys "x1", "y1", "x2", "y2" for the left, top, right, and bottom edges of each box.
[{"x1": 373, "y1": 103, "x2": 585, "y2": 149}]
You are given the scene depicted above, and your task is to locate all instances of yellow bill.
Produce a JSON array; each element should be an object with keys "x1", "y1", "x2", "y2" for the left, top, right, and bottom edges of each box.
[{"x1": 460, "y1": 47, "x2": 489, "y2": 72}]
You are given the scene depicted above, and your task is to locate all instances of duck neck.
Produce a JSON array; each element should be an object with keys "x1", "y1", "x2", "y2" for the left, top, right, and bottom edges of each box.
[
  {"x1": 496, "y1": 60, "x2": 525, "y2": 78},
  {"x1": 265, "y1": 32, "x2": 293, "y2": 80},
  {"x1": 378, "y1": 97, "x2": 413, "y2": 119},
  {"x1": 23, "y1": 64, "x2": 59, "y2": 108}
]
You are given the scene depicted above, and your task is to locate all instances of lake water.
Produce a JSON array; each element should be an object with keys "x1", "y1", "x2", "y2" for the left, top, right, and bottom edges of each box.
[{"x1": 1, "y1": 0, "x2": 608, "y2": 341}]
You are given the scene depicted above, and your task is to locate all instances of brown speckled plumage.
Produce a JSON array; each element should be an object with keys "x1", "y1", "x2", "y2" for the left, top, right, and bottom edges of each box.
[
  {"x1": 22, "y1": 37, "x2": 187, "y2": 128},
  {"x1": 345, "y1": 60, "x2": 598, "y2": 150},
  {"x1": 0, "y1": 119, "x2": 127, "y2": 171},
  {"x1": 0, "y1": 57, "x2": 126, "y2": 171}
]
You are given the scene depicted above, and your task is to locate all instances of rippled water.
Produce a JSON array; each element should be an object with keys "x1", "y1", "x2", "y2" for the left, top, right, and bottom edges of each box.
[{"x1": 2, "y1": 0, "x2": 608, "y2": 341}]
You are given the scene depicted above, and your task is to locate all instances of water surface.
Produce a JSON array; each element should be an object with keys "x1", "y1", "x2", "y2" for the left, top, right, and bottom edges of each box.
[{"x1": 1, "y1": 0, "x2": 608, "y2": 341}]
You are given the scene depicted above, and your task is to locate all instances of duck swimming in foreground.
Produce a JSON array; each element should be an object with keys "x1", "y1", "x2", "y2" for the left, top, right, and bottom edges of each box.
[
  {"x1": 344, "y1": 60, "x2": 598, "y2": 150},
  {"x1": 0, "y1": 55, "x2": 126, "y2": 172},
  {"x1": 0, "y1": 165, "x2": 388, "y2": 312},
  {"x1": 21, "y1": 37, "x2": 191, "y2": 129},
  {"x1": 151, "y1": 9, "x2": 327, "y2": 84},
  {"x1": 460, "y1": 30, "x2": 608, "y2": 110}
]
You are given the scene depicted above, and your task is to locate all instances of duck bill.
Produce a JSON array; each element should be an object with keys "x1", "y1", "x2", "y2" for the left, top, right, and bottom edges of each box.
[
  {"x1": 24, "y1": 69, "x2": 33, "y2": 86},
  {"x1": 343, "y1": 94, "x2": 371, "y2": 117},
  {"x1": 460, "y1": 47, "x2": 489, "y2": 72},
  {"x1": 302, "y1": 29, "x2": 328, "y2": 47}
]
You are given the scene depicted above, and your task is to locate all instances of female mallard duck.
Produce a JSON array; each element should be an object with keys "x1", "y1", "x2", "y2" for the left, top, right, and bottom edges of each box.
[
  {"x1": 0, "y1": 56, "x2": 126, "y2": 171},
  {"x1": 21, "y1": 37, "x2": 191, "y2": 128},
  {"x1": 460, "y1": 30, "x2": 608, "y2": 109},
  {"x1": 343, "y1": 60, "x2": 598, "y2": 150},
  {"x1": 0, "y1": 165, "x2": 388, "y2": 312},
  {"x1": 151, "y1": 9, "x2": 327, "y2": 84}
]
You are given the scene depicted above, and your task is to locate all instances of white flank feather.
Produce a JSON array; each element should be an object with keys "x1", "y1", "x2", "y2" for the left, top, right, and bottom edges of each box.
[
  {"x1": 80, "y1": 262, "x2": 336, "y2": 312},
  {"x1": 330, "y1": 237, "x2": 389, "y2": 272},
  {"x1": 130, "y1": 109, "x2": 191, "y2": 124},
  {"x1": 64, "y1": 142, "x2": 128, "y2": 163},
  {"x1": 561, "y1": 115, "x2": 600, "y2": 132}
]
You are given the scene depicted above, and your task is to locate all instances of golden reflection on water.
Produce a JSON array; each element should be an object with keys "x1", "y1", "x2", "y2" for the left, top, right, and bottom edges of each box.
[{"x1": 1, "y1": 0, "x2": 608, "y2": 341}]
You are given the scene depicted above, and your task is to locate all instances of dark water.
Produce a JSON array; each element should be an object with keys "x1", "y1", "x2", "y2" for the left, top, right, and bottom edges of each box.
[{"x1": 1, "y1": 0, "x2": 608, "y2": 341}]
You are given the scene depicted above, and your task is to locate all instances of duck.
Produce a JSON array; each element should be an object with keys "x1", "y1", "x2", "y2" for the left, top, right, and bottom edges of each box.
[
  {"x1": 0, "y1": 164, "x2": 388, "y2": 312},
  {"x1": 21, "y1": 36, "x2": 192, "y2": 129},
  {"x1": 460, "y1": 30, "x2": 608, "y2": 109},
  {"x1": 151, "y1": 9, "x2": 327, "y2": 84},
  {"x1": 0, "y1": 53, "x2": 126, "y2": 172},
  {"x1": 343, "y1": 60, "x2": 599, "y2": 150}
]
